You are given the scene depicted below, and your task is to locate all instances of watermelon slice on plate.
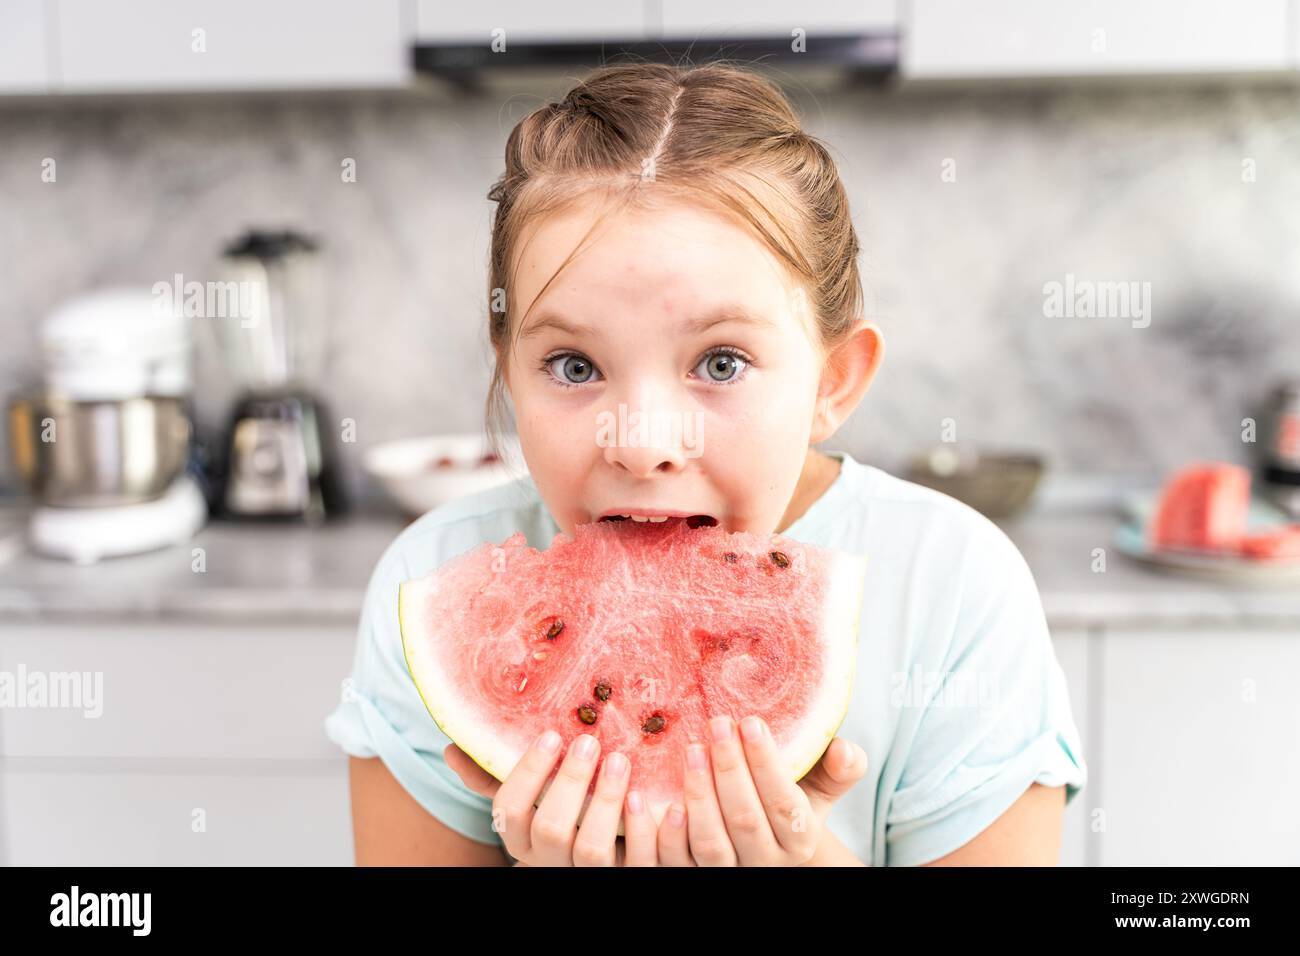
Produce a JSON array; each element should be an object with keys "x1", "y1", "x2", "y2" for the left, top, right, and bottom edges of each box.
[
  {"x1": 1116, "y1": 461, "x2": 1300, "y2": 582},
  {"x1": 399, "y1": 517, "x2": 867, "y2": 831}
]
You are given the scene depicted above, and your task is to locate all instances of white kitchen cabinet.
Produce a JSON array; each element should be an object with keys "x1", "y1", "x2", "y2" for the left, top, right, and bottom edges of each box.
[
  {"x1": 55, "y1": 0, "x2": 410, "y2": 93},
  {"x1": 659, "y1": 0, "x2": 897, "y2": 37},
  {"x1": 0, "y1": 765, "x2": 352, "y2": 865},
  {"x1": 416, "y1": 0, "x2": 646, "y2": 43},
  {"x1": 415, "y1": 1, "x2": 897, "y2": 44},
  {"x1": 0, "y1": 621, "x2": 359, "y2": 865},
  {"x1": 1050, "y1": 627, "x2": 1093, "y2": 867},
  {"x1": 903, "y1": 0, "x2": 1294, "y2": 79},
  {"x1": 1098, "y1": 628, "x2": 1300, "y2": 866},
  {"x1": 0, "y1": 0, "x2": 49, "y2": 93}
]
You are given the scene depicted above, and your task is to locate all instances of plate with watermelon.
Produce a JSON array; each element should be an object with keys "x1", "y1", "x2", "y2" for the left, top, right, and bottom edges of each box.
[
  {"x1": 398, "y1": 515, "x2": 867, "y2": 831},
  {"x1": 1115, "y1": 461, "x2": 1300, "y2": 583}
]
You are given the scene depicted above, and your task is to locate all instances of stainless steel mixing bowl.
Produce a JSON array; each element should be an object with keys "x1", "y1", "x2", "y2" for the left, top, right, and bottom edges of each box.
[{"x1": 7, "y1": 393, "x2": 192, "y2": 507}]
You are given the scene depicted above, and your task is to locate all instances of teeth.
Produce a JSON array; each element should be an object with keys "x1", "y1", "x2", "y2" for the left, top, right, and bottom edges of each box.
[{"x1": 602, "y1": 513, "x2": 684, "y2": 523}]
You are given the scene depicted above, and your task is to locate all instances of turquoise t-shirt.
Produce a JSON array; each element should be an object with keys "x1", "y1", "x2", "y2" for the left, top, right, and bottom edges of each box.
[{"x1": 324, "y1": 449, "x2": 1087, "y2": 866}]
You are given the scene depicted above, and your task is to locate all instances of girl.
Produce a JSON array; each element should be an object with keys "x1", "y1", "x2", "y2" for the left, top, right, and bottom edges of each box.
[{"x1": 326, "y1": 61, "x2": 1086, "y2": 866}]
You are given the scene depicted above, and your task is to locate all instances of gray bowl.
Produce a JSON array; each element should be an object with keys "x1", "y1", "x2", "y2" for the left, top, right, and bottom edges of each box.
[{"x1": 905, "y1": 448, "x2": 1045, "y2": 519}]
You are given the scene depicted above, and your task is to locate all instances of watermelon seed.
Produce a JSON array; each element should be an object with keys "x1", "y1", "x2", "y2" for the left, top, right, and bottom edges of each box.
[
  {"x1": 723, "y1": 552, "x2": 738, "y2": 563},
  {"x1": 544, "y1": 618, "x2": 565, "y2": 641},
  {"x1": 533, "y1": 650, "x2": 548, "y2": 661},
  {"x1": 517, "y1": 677, "x2": 528, "y2": 692},
  {"x1": 594, "y1": 681, "x2": 612, "y2": 701},
  {"x1": 770, "y1": 550, "x2": 790, "y2": 568},
  {"x1": 577, "y1": 703, "x2": 598, "y2": 725},
  {"x1": 642, "y1": 714, "x2": 666, "y2": 734}
]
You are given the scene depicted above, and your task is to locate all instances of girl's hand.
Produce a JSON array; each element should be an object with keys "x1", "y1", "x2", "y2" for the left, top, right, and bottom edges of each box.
[
  {"x1": 444, "y1": 731, "x2": 672, "y2": 866},
  {"x1": 669, "y1": 715, "x2": 867, "y2": 866}
]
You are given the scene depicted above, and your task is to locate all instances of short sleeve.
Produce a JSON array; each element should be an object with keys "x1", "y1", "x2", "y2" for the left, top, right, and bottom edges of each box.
[
  {"x1": 324, "y1": 532, "x2": 504, "y2": 847},
  {"x1": 884, "y1": 516, "x2": 1087, "y2": 867}
]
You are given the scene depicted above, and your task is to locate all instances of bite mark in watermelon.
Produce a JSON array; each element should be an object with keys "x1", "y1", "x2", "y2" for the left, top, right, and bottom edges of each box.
[{"x1": 399, "y1": 517, "x2": 867, "y2": 831}]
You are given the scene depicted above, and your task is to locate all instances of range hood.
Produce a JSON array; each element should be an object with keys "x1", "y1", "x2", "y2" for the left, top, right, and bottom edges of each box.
[{"x1": 414, "y1": 33, "x2": 900, "y2": 93}]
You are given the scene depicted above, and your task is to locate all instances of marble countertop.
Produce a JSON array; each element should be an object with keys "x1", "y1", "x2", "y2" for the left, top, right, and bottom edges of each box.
[
  {"x1": 0, "y1": 504, "x2": 1297, "y2": 630},
  {"x1": 996, "y1": 511, "x2": 1300, "y2": 630}
]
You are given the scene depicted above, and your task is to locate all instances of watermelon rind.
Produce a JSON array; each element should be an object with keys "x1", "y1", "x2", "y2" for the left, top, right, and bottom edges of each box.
[{"x1": 399, "y1": 579, "x2": 515, "y2": 783}]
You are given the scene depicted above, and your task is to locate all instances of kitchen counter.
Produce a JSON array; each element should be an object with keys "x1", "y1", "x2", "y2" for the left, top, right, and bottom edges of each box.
[
  {"x1": 0, "y1": 505, "x2": 1297, "y2": 629},
  {"x1": 999, "y1": 512, "x2": 1300, "y2": 630},
  {"x1": 0, "y1": 509, "x2": 399, "y2": 623}
]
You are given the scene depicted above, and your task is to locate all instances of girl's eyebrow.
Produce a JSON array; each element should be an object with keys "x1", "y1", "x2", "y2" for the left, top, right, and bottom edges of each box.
[{"x1": 520, "y1": 305, "x2": 775, "y2": 340}]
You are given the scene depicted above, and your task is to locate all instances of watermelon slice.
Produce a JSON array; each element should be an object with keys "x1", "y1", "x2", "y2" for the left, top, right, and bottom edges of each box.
[
  {"x1": 1147, "y1": 462, "x2": 1300, "y2": 562},
  {"x1": 399, "y1": 517, "x2": 867, "y2": 830},
  {"x1": 1149, "y1": 462, "x2": 1251, "y2": 553}
]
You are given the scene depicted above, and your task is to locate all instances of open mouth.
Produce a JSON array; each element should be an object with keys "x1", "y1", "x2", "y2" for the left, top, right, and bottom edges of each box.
[{"x1": 598, "y1": 514, "x2": 720, "y2": 528}]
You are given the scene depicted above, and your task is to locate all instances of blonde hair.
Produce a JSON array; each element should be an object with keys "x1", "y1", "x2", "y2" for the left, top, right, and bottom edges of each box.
[{"x1": 484, "y1": 60, "x2": 863, "y2": 453}]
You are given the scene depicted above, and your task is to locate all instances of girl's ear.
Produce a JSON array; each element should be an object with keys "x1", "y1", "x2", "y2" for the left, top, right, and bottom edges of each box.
[{"x1": 811, "y1": 320, "x2": 884, "y2": 444}]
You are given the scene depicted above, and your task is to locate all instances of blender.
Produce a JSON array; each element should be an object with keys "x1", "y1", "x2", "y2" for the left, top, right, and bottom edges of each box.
[{"x1": 213, "y1": 229, "x2": 348, "y2": 521}]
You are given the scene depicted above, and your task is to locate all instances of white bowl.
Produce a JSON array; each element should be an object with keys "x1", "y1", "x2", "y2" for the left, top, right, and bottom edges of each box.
[{"x1": 363, "y1": 433, "x2": 527, "y2": 517}]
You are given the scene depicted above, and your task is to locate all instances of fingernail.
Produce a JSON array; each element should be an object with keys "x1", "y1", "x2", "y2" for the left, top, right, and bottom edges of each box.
[
  {"x1": 740, "y1": 716, "x2": 764, "y2": 743},
  {"x1": 604, "y1": 752, "x2": 628, "y2": 779},
  {"x1": 668, "y1": 804, "x2": 686, "y2": 828},
  {"x1": 710, "y1": 716, "x2": 733, "y2": 743},
  {"x1": 538, "y1": 730, "x2": 561, "y2": 753},
  {"x1": 841, "y1": 741, "x2": 855, "y2": 769},
  {"x1": 687, "y1": 743, "x2": 708, "y2": 772},
  {"x1": 575, "y1": 734, "x2": 598, "y2": 760},
  {"x1": 627, "y1": 790, "x2": 644, "y2": 815}
]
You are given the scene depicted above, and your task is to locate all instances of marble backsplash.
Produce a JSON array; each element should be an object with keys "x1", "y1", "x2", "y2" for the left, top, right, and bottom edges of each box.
[{"x1": 2, "y1": 79, "x2": 1298, "y2": 505}]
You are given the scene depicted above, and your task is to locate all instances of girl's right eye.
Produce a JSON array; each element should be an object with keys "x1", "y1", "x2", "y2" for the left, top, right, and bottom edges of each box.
[{"x1": 542, "y1": 352, "x2": 602, "y2": 388}]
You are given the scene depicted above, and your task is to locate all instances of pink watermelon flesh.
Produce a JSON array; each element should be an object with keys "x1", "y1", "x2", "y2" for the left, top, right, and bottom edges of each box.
[
  {"x1": 399, "y1": 517, "x2": 866, "y2": 830},
  {"x1": 1149, "y1": 462, "x2": 1251, "y2": 553}
]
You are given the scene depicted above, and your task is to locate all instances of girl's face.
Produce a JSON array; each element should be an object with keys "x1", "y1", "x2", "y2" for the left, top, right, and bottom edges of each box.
[{"x1": 505, "y1": 196, "x2": 849, "y2": 538}]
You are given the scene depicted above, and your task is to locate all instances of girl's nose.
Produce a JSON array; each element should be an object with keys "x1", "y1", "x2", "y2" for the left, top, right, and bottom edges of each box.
[
  {"x1": 599, "y1": 405, "x2": 690, "y2": 478},
  {"x1": 604, "y1": 440, "x2": 687, "y2": 478}
]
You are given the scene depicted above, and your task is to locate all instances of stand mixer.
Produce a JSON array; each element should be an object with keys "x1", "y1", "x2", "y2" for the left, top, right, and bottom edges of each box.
[{"x1": 7, "y1": 288, "x2": 208, "y2": 563}]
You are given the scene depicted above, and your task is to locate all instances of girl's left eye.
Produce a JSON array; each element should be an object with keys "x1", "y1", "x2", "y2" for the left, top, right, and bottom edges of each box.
[{"x1": 693, "y1": 348, "x2": 750, "y2": 384}]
